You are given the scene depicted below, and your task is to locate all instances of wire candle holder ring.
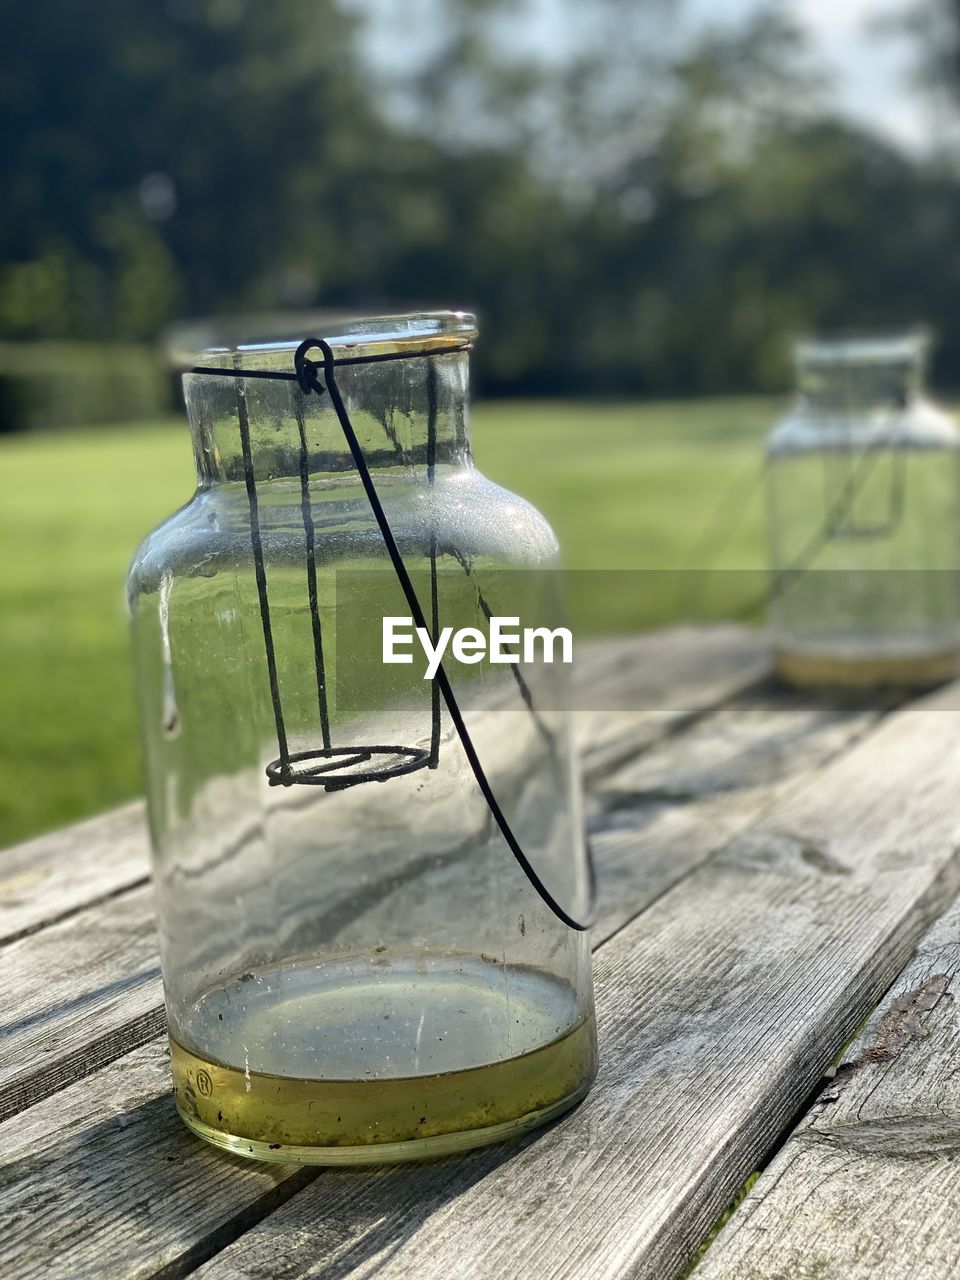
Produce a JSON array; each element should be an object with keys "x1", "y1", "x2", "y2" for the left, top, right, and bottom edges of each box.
[
  {"x1": 264, "y1": 744, "x2": 432, "y2": 790},
  {"x1": 190, "y1": 336, "x2": 597, "y2": 932}
]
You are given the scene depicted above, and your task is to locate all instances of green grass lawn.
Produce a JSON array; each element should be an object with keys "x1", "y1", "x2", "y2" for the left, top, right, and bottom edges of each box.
[{"x1": 0, "y1": 397, "x2": 779, "y2": 846}]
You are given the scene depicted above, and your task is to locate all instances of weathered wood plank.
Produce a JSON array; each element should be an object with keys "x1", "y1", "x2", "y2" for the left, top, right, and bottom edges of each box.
[
  {"x1": 595, "y1": 689, "x2": 882, "y2": 806},
  {"x1": 0, "y1": 802, "x2": 149, "y2": 945},
  {"x1": 696, "y1": 881, "x2": 960, "y2": 1280},
  {"x1": 575, "y1": 626, "x2": 771, "y2": 778},
  {"x1": 0, "y1": 666, "x2": 870, "y2": 1277},
  {"x1": 0, "y1": 884, "x2": 162, "y2": 1122},
  {"x1": 0, "y1": 1039, "x2": 316, "y2": 1280},
  {"x1": 590, "y1": 694, "x2": 877, "y2": 946},
  {"x1": 187, "y1": 681, "x2": 960, "y2": 1280}
]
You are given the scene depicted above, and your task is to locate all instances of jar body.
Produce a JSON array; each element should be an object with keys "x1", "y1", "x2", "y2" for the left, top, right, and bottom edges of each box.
[
  {"x1": 128, "y1": 315, "x2": 596, "y2": 1163},
  {"x1": 767, "y1": 336, "x2": 960, "y2": 688}
]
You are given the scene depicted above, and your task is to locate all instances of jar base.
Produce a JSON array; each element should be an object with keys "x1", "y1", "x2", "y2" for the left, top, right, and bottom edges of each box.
[
  {"x1": 775, "y1": 646, "x2": 958, "y2": 690},
  {"x1": 175, "y1": 1077, "x2": 592, "y2": 1165},
  {"x1": 168, "y1": 953, "x2": 597, "y2": 1165}
]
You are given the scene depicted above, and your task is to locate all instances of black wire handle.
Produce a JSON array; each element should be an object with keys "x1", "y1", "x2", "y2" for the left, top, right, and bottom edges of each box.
[{"x1": 292, "y1": 339, "x2": 596, "y2": 932}]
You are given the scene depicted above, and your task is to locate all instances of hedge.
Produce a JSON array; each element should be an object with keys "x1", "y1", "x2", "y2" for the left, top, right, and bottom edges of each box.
[{"x1": 0, "y1": 343, "x2": 174, "y2": 432}]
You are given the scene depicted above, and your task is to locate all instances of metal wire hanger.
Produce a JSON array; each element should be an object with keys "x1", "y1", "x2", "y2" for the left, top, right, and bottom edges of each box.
[{"x1": 191, "y1": 337, "x2": 597, "y2": 932}]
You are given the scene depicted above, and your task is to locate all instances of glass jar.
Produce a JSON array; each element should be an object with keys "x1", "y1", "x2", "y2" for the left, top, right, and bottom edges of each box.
[
  {"x1": 128, "y1": 312, "x2": 597, "y2": 1164},
  {"x1": 767, "y1": 333, "x2": 960, "y2": 688}
]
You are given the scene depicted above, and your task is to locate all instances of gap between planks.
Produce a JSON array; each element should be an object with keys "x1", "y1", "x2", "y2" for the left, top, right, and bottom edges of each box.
[{"x1": 696, "y1": 862, "x2": 960, "y2": 1280}]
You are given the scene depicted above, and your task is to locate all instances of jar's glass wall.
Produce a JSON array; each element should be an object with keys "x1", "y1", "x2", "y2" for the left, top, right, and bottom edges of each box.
[
  {"x1": 766, "y1": 334, "x2": 960, "y2": 688},
  {"x1": 128, "y1": 315, "x2": 596, "y2": 1162}
]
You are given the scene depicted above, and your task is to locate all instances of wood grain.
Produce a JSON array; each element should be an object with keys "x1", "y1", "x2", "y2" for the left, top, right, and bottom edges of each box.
[
  {"x1": 0, "y1": 802, "x2": 149, "y2": 945},
  {"x1": 0, "y1": 883, "x2": 162, "y2": 1122},
  {"x1": 188, "y1": 681, "x2": 960, "y2": 1280},
  {"x1": 696, "y1": 878, "x2": 960, "y2": 1280},
  {"x1": 595, "y1": 689, "x2": 882, "y2": 806},
  {"x1": 0, "y1": 1039, "x2": 315, "y2": 1280},
  {"x1": 575, "y1": 627, "x2": 771, "y2": 779},
  {"x1": 589, "y1": 692, "x2": 878, "y2": 946}
]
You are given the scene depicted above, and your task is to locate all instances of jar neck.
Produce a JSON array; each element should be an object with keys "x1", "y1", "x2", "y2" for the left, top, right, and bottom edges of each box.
[
  {"x1": 795, "y1": 340, "x2": 926, "y2": 415},
  {"x1": 182, "y1": 350, "x2": 472, "y2": 487}
]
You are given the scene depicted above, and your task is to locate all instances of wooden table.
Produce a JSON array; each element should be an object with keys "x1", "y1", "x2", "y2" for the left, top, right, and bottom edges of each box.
[{"x1": 4, "y1": 626, "x2": 960, "y2": 1280}]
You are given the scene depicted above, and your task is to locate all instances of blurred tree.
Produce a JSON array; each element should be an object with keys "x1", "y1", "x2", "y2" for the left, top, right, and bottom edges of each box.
[
  {"x1": 906, "y1": 0, "x2": 959, "y2": 93},
  {"x1": 0, "y1": 0, "x2": 387, "y2": 336},
  {"x1": 565, "y1": 10, "x2": 955, "y2": 393},
  {"x1": 1, "y1": 0, "x2": 958, "y2": 396},
  {"x1": 368, "y1": 1, "x2": 958, "y2": 393}
]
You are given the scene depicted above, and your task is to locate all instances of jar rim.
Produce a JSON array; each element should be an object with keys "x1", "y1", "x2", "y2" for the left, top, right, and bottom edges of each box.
[
  {"x1": 795, "y1": 330, "x2": 929, "y2": 368},
  {"x1": 165, "y1": 310, "x2": 478, "y2": 372}
]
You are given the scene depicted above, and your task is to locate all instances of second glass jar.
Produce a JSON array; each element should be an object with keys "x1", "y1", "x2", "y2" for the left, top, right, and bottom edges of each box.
[{"x1": 767, "y1": 333, "x2": 960, "y2": 688}]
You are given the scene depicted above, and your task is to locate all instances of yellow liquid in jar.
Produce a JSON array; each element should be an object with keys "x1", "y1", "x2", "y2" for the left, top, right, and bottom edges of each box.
[
  {"x1": 776, "y1": 645, "x2": 958, "y2": 690},
  {"x1": 169, "y1": 951, "x2": 597, "y2": 1164}
]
